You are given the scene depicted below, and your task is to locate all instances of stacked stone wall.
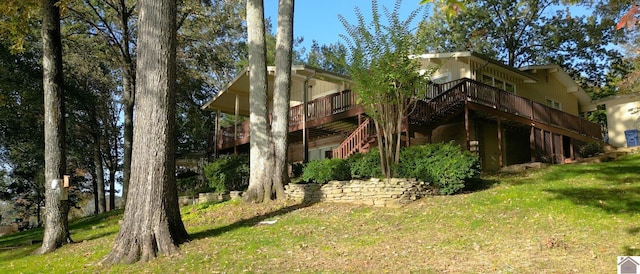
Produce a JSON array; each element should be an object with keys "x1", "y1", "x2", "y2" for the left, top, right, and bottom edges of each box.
[{"x1": 284, "y1": 178, "x2": 433, "y2": 207}]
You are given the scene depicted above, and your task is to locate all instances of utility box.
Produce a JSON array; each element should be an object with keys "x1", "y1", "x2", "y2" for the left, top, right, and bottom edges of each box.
[{"x1": 624, "y1": 129, "x2": 639, "y2": 147}]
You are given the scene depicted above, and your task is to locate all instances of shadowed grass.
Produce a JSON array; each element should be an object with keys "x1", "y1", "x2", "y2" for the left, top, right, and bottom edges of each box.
[{"x1": 0, "y1": 154, "x2": 638, "y2": 272}]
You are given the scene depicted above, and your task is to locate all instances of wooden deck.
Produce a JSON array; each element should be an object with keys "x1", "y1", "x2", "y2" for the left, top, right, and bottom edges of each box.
[{"x1": 211, "y1": 78, "x2": 602, "y2": 154}]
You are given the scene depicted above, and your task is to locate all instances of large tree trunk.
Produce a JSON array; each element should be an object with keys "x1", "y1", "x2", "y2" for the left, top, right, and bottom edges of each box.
[
  {"x1": 244, "y1": 0, "x2": 273, "y2": 203},
  {"x1": 271, "y1": 0, "x2": 295, "y2": 200},
  {"x1": 93, "y1": 133, "x2": 106, "y2": 214},
  {"x1": 37, "y1": 0, "x2": 71, "y2": 254},
  {"x1": 102, "y1": 0, "x2": 188, "y2": 264}
]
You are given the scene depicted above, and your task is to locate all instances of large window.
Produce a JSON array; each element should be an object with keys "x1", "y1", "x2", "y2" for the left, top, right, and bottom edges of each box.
[{"x1": 481, "y1": 74, "x2": 515, "y2": 93}]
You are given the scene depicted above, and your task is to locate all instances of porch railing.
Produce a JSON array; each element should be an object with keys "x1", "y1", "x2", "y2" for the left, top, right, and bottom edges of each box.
[
  {"x1": 411, "y1": 78, "x2": 602, "y2": 140},
  {"x1": 215, "y1": 89, "x2": 357, "y2": 150}
]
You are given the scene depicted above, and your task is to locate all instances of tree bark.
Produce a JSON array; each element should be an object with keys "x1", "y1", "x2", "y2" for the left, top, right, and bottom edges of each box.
[
  {"x1": 93, "y1": 133, "x2": 106, "y2": 214},
  {"x1": 102, "y1": 0, "x2": 188, "y2": 264},
  {"x1": 119, "y1": 0, "x2": 136, "y2": 208},
  {"x1": 37, "y1": 0, "x2": 71, "y2": 254},
  {"x1": 244, "y1": 0, "x2": 272, "y2": 203},
  {"x1": 271, "y1": 0, "x2": 294, "y2": 200}
]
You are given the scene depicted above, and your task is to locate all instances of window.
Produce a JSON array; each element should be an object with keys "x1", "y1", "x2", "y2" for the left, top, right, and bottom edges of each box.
[
  {"x1": 481, "y1": 74, "x2": 516, "y2": 93},
  {"x1": 431, "y1": 73, "x2": 451, "y2": 84},
  {"x1": 546, "y1": 98, "x2": 562, "y2": 110}
]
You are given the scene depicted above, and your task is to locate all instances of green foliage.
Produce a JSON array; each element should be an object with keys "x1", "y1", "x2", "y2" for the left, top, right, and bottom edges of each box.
[
  {"x1": 339, "y1": 0, "x2": 435, "y2": 177},
  {"x1": 290, "y1": 162, "x2": 305, "y2": 178},
  {"x1": 578, "y1": 142, "x2": 603, "y2": 158},
  {"x1": 348, "y1": 148, "x2": 382, "y2": 179},
  {"x1": 203, "y1": 154, "x2": 249, "y2": 192},
  {"x1": 302, "y1": 158, "x2": 351, "y2": 184},
  {"x1": 398, "y1": 143, "x2": 480, "y2": 195}
]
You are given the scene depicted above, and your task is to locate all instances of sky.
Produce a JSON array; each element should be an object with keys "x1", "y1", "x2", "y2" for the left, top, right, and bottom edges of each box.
[{"x1": 263, "y1": 0, "x2": 426, "y2": 52}]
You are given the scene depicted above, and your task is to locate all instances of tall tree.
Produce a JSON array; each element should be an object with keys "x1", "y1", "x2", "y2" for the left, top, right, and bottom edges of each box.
[
  {"x1": 102, "y1": 0, "x2": 188, "y2": 264},
  {"x1": 244, "y1": 0, "x2": 271, "y2": 203},
  {"x1": 340, "y1": 0, "x2": 432, "y2": 177},
  {"x1": 66, "y1": 0, "x2": 137, "y2": 206},
  {"x1": 271, "y1": 0, "x2": 294, "y2": 200},
  {"x1": 418, "y1": 0, "x2": 623, "y2": 88},
  {"x1": 37, "y1": 0, "x2": 72, "y2": 254}
]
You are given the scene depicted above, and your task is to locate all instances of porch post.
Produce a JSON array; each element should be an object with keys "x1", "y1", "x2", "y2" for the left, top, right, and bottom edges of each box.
[
  {"x1": 215, "y1": 110, "x2": 220, "y2": 158},
  {"x1": 234, "y1": 93, "x2": 239, "y2": 155},
  {"x1": 530, "y1": 126, "x2": 536, "y2": 162},
  {"x1": 570, "y1": 139, "x2": 575, "y2": 160},
  {"x1": 303, "y1": 83, "x2": 310, "y2": 162},
  {"x1": 497, "y1": 118, "x2": 503, "y2": 168},
  {"x1": 464, "y1": 105, "x2": 470, "y2": 150},
  {"x1": 550, "y1": 132, "x2": 555, "y2": 164}
]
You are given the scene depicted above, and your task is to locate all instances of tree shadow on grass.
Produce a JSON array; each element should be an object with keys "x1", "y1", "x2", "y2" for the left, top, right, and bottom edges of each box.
[
  {"x1": 189, "y1": 200, "x2": 318, "y2": 241},
  {"x1": 544, "y1": 186, "x2": 640, "y2": 215}
]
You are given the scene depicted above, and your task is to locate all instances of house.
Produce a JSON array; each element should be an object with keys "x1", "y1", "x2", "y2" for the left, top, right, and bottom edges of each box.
[
  {"x1": 201, "y1": 51, "x2": 602, "y2": 171},
  {"x1": 590, "y1": 93, "x2": 640, "y2": 148}
]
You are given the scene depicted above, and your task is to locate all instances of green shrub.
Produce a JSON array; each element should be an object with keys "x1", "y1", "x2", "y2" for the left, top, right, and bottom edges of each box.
[
  {"x1": 302, "y1": 158, "x2": 351, "y2": 183},
  {"x1": 291, "y1": 162, "x2": 305, "y2": 178},
  {"x1": 348, "y1": 148, "x2": 382, "y2": 179},
  {"x1": 399, "y1": 142, "x2": 479, "y2": 195},
  {"x1": 203, "y1": 154, "x2": 249, "y2": 192},
  {"x1": 579, "y1": 142, "x2": 603, "y2": 158}
]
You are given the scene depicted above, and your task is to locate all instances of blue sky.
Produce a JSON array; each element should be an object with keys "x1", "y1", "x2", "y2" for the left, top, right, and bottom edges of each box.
[{"x1": 263, "y1": 0, "x2": 425, "y2": 51}]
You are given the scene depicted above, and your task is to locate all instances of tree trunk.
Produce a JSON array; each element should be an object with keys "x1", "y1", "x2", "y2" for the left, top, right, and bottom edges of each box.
[
  {"x1": 102, "y1": 0, "x2": 188, "y2": 264},
  {"x1": 93, "y1": 133, "x2": 106, "y2": 214},
  {"x1": 271, "y1": 0, "x2": 294, "y2": 200},
  {"x1": 244, "y1": 0, "x2": 272, "y2": 203},
  {"x1": 37, "y1": 0, "x2": 71, "y2": 254},
  {"x1": 121, "y1": 65, "x2": 134, "y2": 207},
  {"x1": 108, "y1": 169, "x2": 115, "y2": 211}
]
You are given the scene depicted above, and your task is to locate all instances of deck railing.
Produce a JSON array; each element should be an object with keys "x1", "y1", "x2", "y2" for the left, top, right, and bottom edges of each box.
[
  {"x1": 214, "y1": 90, "x2": 357, "y2": 150},
  {"x1": 210, "y1": 78, "x2": 602, "y2": 152},
  {"x1": 412, "y1": 79, "x2": 602, "y2": 140}
]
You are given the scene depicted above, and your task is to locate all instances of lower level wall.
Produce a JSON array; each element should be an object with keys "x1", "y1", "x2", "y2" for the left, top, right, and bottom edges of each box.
[{"x1": 284, "y1": 178, "x2": 434, "y2": 208}]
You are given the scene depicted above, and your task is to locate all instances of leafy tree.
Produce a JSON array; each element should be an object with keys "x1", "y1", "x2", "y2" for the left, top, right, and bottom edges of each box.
[
  {"x1": 340, "y1": 0, "x2": 433, "y2": 177},
  {"x1": 305, "y1": 40, "x2": 349, "y2": 75},
  {"x1": 175, "y1": 0, "x2": 246, "y2": 158},
  {"x1": 102, "y1": 0, "x2": 188, "y2": 264},
  {"x1": 66, "y1": 0, "x2": 137, "y2": 206},
  {"x1": 418, "y1": 0, "x2": 624, "y2": 89}
]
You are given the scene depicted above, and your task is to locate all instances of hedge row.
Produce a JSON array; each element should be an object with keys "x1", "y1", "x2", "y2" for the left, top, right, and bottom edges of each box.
[{"x1": 301, "y1": 143, "x2": 479, "y2": 195}]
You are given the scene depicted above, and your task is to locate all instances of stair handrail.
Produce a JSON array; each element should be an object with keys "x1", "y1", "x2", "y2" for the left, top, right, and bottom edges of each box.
[{"x1": 332, "y1": 117, "x2": 374, "y2": 159}]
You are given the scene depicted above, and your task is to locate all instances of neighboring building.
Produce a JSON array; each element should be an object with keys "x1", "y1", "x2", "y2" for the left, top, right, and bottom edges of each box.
[
  {"x1": 201, "y1": 51, "x2": 602, "y2": 171},
  {"x1": 590, "y1": 93, "x2": 640, "y2": 148}
]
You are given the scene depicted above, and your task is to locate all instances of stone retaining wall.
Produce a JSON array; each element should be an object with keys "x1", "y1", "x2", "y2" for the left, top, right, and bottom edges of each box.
[
  {"x1": 179, "y1": 191, "x2": 243, "y2": 206},
  {"x1": 284, "y1": 178, "x2": 434, "y2": 207}
]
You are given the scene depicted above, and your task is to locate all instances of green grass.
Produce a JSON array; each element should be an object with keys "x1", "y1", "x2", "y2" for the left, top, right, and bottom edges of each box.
[{"x1": 2, "y1": 154, "x2": 640, "y2": 272}]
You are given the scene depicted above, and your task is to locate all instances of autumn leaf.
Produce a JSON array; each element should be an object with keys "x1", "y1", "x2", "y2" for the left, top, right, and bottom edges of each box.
[{"x1": 616, "y1": 5, "x2": 639, "y2": 31}]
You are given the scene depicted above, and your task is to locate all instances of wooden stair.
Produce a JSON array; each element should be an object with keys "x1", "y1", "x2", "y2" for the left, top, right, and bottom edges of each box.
[{"x1": 332, "y1": 118, "x2": 375, "y2": 159}]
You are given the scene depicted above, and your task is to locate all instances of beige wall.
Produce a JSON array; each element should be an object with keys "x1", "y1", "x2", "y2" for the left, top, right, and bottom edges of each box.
[
  {"x1": 288, "y1": 134, "x2": 344, "y2": 163},
  {"x1": 602, "y1": 95, "x2": 640, "y2": 147},
  {"x1": 520, "y1": 70, "x2": 580, "y2": 115},
  {"x1": 290, "y1": 77, "x2": 350, "y2": 107},
  {"x1": 425, "y1": 59, "x2": 472, "y2": 81}
]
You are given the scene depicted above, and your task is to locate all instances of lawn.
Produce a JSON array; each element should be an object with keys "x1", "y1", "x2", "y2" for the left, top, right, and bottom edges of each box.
[{"x1": 1, "y1": 154, "x2": 639, "y2": 273}]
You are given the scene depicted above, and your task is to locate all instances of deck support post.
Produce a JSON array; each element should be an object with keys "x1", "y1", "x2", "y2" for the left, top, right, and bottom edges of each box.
[
  {"x1": 498, "y1": 118, "x2": 503, "y2": 168},
  {"x1": 234, "y1": 93, "x2": 239, "y2": 155},
  {"x1": 464, "y1": 105, "x2": 470, "y2": 150},
  {"x1": 530, "y1": 126, "x2": 536, "y2": 162}
]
